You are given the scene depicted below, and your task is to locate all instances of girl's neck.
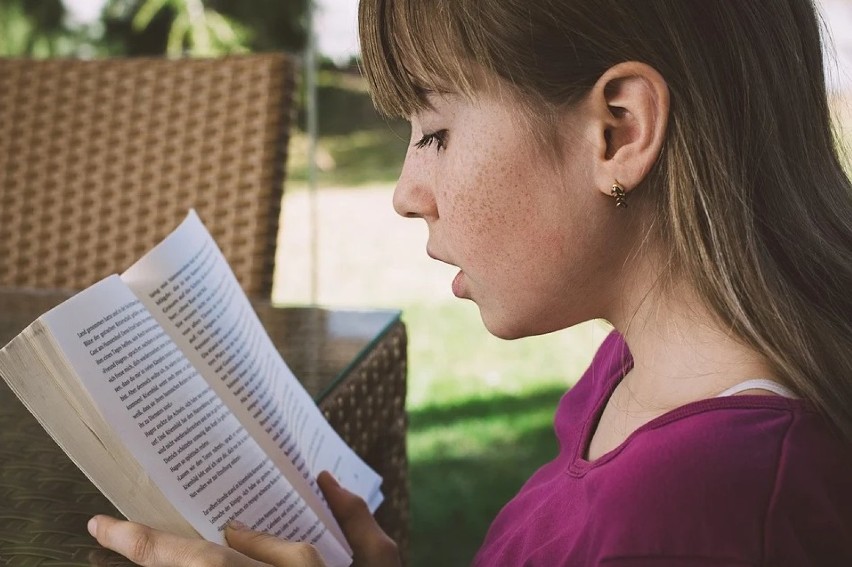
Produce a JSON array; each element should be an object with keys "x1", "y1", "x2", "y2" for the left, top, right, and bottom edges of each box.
[{"x1": 607, "y1": 270, "x2": 779, "y2": 414}]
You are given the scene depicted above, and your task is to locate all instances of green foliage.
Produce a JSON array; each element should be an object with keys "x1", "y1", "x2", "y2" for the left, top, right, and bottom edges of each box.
[
  {"x1": 0, "y1": 0, "x2": 75, "y2": 57},
  {"x1": 102, "y1": 0, "x2": 307, "y2": 56},
  {"x1": 210, "y1": 0, "x2": 308, "y2": 53},
  {"x1": 126, "y1": 0, "x2": 248, "y2": 56}
]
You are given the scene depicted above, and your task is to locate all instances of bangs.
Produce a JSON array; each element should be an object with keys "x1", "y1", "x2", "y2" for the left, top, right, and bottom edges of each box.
[{"x1": 358, "y1": 0, "x2": 484, "y2": 117}]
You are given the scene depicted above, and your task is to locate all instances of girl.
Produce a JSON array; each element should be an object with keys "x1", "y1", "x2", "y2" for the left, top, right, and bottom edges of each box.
[{"x1": 89, "y1": 0, "x2": 852, "y2": 565}]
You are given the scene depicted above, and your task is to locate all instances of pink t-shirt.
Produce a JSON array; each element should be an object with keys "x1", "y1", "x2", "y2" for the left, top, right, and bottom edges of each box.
[{"x1": 473, "y1": 332, "x2": 852, "y2": 566}]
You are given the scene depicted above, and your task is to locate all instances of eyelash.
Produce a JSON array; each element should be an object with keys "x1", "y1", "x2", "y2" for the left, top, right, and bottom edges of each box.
[{"x1": 414, "y1": 129, "x2": 448, "y2": 152}]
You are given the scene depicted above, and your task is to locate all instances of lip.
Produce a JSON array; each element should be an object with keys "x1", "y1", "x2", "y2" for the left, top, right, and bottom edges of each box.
[
  {"x1": 451, "y1": 270, "x2": 465, "y2": 298},
  {"x1": 427, "y1": 249, "x2": 466, "y2": 297}
]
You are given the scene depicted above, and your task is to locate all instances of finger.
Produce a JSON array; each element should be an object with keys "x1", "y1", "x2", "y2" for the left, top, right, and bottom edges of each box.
[
  {"x1": 225, "y1": 521, "x2": 325, "y2": 566},
  {"x1": 316, "y1": 472, "x2": 380, "y2": 537},
  {"x1": 88, "y1": 515, "x2": 258, "y2": 567},
  {"x1": 317, "y1": 472, "x2": 399, "y2": 566}
]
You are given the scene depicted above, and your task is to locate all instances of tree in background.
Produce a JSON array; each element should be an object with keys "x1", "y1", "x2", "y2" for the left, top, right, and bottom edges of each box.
[
  {"x1": 102, "y1": 0, "x2": 307, "y2": 56},
  {"x1": 0, "y1": 0, "x2": 77, "y2": 57},
  {"x1": 0, "y1": 0, "x2": 308, "y2": 57}
]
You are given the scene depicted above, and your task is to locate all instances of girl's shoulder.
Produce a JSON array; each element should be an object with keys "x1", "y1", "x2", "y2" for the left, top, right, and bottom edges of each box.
[{"x1": 596, "y1": 397, "x2": 852, "y2": 564}]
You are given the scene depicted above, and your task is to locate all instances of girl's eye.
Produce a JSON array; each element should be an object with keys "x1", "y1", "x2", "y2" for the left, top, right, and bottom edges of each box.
[{"x1": 413, "y1": 129, "x2": 448, "y2": 152}]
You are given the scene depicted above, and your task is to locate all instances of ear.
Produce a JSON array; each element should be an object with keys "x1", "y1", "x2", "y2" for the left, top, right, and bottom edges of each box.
[{"x1": 583, "y1": 62, "x2": 670, "y2": 200}]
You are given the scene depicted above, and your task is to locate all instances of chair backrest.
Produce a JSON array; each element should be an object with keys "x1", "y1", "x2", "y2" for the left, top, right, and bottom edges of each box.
[{"x1": 0, "y1": 53, "x2": 295, "y2": 297}]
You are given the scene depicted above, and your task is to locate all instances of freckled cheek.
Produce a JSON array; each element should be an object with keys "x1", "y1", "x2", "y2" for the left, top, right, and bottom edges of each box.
[
  {"x1": 446, "y1": 186, "x2": 539, "y2": 272},
  {"x1": 443, "y1": 195, "x2": 498, "y2": 263}
]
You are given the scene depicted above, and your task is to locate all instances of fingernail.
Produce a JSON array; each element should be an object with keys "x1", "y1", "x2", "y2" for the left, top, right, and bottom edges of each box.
[
  {"x1": 228, "y1": 519, "x2": 250, "y2": 531},
  {"x1": 87, "y1": 517, "x2": 98, "y2": 537}
]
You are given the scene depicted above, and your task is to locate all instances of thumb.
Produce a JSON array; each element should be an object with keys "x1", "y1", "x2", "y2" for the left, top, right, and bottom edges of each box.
[
  {"x1": 225, "y1": 521, "x2": 324, "y2": 566},
  {"x1": 317, "y1": 472, "x2": 399, "y2": 566}
]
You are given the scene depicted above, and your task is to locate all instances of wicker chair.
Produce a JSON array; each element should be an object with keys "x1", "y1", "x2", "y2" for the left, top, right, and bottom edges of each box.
[
  {"x1": 0, "y1": 54, "x2": 292, "y2": 295},
  {"x1": 0, "y1": 54, "x2": 409, "y2": 563}
]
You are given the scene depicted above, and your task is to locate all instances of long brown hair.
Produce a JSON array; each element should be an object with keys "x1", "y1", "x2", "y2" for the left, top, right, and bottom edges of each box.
[{"x1": 359, "y1": 0, "x2": 852, "y2": 441}]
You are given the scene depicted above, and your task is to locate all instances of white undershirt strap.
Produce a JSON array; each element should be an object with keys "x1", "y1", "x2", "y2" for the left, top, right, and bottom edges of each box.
[{"x1": 716, "y1": 378, "x2": 797, "y2": 398}]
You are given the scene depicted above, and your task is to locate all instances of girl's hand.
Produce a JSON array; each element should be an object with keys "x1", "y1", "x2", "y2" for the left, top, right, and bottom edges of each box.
[
  {"x1": 87, "y1": 471, "x2": 400, "y2": 567},
  {"x1": 316, "y1": 471, "x2": 400, "y2": 567},
  {"x1": 88, "y1": 515, "x2": 326, "y2": 567}
]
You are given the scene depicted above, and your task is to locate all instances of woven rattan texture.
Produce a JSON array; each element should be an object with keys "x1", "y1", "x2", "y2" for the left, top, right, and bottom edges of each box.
[
  {"x1": 0, "y1": 54, "x2": 294, "y2": 296},
  {"x1": 321, "y1": 322, "x2": 410, "y2": 565}
]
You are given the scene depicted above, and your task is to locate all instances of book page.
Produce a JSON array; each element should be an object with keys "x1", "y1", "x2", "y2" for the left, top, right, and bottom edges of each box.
[
  {"x1": 121, "y1": 212, "x2": 383, "y2": 515},
  {"x1": 0, "y1": 303, "x2": 194, "y2": 539},
  {"x1": 40, "y1": 276, "x2": 350, "y2": 567}
]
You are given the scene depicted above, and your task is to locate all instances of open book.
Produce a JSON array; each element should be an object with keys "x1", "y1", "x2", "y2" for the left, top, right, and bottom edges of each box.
[{"x1": 0, "y1": 211, "x2": 382, "y2": 567}]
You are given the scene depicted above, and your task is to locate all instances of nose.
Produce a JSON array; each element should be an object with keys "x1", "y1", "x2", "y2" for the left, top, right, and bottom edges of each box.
[{"x1": 393, "y1": 152, "x2": 437, "y2": 220}]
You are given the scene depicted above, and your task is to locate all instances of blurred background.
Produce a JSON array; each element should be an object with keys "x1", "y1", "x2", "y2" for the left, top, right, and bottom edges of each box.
[{"x1": 2, "y1": 0, "x2": 850, "y2": 564}]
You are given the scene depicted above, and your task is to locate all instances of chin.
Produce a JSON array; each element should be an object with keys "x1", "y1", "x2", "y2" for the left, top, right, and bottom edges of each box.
[
  {"x1": 479, "y1": 310, "x2": 555, "y2": 341},
  {"x1": 485, "y1": 324, "x2": 526, "y2": 341},
  {"x1": 479, "y1": 304, "x2": 587, "y2": 340}
]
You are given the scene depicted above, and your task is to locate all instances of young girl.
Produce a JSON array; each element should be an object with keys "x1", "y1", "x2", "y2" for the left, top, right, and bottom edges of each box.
[{"x1": 88, "y1": 0, "x2": 852, "y2": 565}]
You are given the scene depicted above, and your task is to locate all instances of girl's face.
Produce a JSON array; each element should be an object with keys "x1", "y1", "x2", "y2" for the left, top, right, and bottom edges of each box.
[{"x1": 394, "y1": 90, "x2": 625, "y2": 339}]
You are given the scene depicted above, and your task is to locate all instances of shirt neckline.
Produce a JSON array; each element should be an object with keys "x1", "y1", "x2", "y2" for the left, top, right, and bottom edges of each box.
[{"x1": 568, "y1": 355, "x2": 810, "y2": 475}]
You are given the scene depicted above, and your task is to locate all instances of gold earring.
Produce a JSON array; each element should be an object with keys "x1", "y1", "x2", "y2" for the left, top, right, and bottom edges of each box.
[{"x1": 611, "y1": 181, "x2": 628, "y2": 209}]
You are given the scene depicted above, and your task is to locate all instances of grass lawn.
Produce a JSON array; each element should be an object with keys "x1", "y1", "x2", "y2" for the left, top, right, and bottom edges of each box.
[{"x1": 407, "y1": 387, "x2": 565, "y2": 565}]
